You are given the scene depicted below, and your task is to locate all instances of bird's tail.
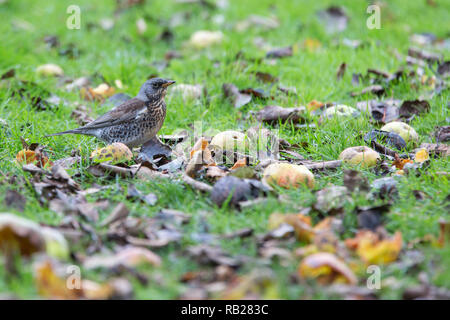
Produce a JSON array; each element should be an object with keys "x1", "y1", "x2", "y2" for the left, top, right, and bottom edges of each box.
[{"x1": 45, "y1": 128, "x2": 84, "y2": 137}]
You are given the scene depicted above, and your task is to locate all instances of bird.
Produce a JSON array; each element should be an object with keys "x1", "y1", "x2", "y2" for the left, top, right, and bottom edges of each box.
[{"x1": 47, "y1": 78, "x2": 175, "y2": 148}]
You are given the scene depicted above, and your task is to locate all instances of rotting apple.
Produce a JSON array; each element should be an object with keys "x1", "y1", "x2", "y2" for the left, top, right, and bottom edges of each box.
[
  {"x1": 380, "y1": 121, "x2": 419, "y2": 144},
  {"x1": 338, "y1": 146, "x2": 380, "y2": 168},
  {"x1": 263, "y1": 163, "x2": 315, "y2": 189},
  {"x1": 323, "y1": 105, "x2": 358, "y2": 119},
  {"x1": 210, "y1": 130, "x2": 249, "y2": 153}
]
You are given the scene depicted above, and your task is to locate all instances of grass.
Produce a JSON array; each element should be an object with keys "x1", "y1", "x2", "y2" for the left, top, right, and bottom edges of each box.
[{"x1": 0, "y1": 0, "x2": 449, "y2": 299}]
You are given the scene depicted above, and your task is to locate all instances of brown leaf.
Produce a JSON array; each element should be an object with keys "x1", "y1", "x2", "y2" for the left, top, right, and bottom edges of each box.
[
  {"x1": 399, "y1": 100, "x2": 430, "y2": 120},
  {"x1": 0, "y1": 213, "x2": 46, "y2": 257},
  {"x1": 254, "y1": 105, "x2": 306, "y2": 124},
  {"x1": 100, "y1": 203, "x2": 129, "y2": 227},
  {"x1": 187, "y1": 245, "x2": 242, "y2": 268},
  {"x1": 298, "y1": 252, "x2": 357, "y2": 285},
  {"x1": 254, "y1": 71, "x2": 279, "y2": 83},
  {"x1": 137, "y1": 136, "x2": 172, "y2": 165},
  {"x1": 356, "y1": 99, "x2": 400, "y2": 123},
  {"x1": 222, "y1": 83, "x2": 251, "y2": 109},
  {"x1": 408, "y1": 47, "x2": 442, "y2": 63},
  {"x1": 314, "y1": 186, "x2": 349, "y2": 215},
  {"x1": 210, "y1": 176, "x2": 268, "y2": 208},
  {"x1": 1, "y1": 68, "x2": 15, "y2": 80},
  {"x1": 343, "y1": 170, "x2": 369, "y2": 192},
  {"x1": 336, "y1": 62, "x2": 346, "y2": 81},
  {"x1": 435, "y1": 126, "x2": 450, "y2": 143},
  {"x1": 266, "y1": 46, "x2": 292, "y2": 59},
  {"x1": 357, "y1": 204, "x2": 390, "y2": 230},
  {"x1": 84, "y1": 246, "x2": 161, "y2": 269},
  {"x1": 437, "y1": 61, "x2": 449, "y2": 78},
  {"x1": 4, "y1": 189, "x2": 26, "y2": 212},
  {"x1": 351, "y1": 85, "x2": 385, "y2": 97},
  {"x1": 317, "y1": 6, "x2": 348, "y2": 34}
]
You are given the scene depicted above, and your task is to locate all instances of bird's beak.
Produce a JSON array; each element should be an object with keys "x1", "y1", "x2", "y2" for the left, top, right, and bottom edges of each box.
[{"x1": 162, "y1": 80, "x2": 176, "y2": 88}]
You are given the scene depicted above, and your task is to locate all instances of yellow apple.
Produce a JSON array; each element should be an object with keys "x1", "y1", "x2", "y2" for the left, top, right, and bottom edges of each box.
[
  {"x1": 338, "y1": 146, "x2": 380, "y2": 168},
  {"x1": 263, "y1": 163, "x2": 315, "y2": 189},
  {"x1": 210, "y1": 130, "x2": 249, "y2": 153}
]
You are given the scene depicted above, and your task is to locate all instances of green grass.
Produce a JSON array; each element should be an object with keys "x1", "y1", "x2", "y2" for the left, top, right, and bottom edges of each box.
[{"x1": 0, "y1": 0, "x2": 449, "y2": 299}]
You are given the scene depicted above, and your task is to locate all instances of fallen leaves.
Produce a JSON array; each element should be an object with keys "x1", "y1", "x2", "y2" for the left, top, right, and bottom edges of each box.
[
  {"x1": 16, "y1": 139, "x2": 52, "y2": 168},
  {"x1": 34, "y1": 259, "x2": 131, "y2": 300},
  {"x1": 235, "y1": 14, "x2": 279, "y2": 32},
  {"x1": 80, "y1": 83, "x2": 116, "y2": 102},
  {"x1": 254, "y1": 105, "x2": 306, "y2": 124},
  {"x1": 346, "y1": 230, "x2": 402, "y2": 265},
  {"x1": 187, "y1": 245, "x2": 242, "y2": 268},
  {"x1": 222, "y1": 83, "x2": 252, "y2": 109},
  {"x1": 0, "y1": 213, "x2": 69, "y2": 266},
  {"x1": 210, "y1": 176, "x2": 268, "y2": 208},
  {"x1": 83, "y1": 246, "x2": 162, "y2": 269},
  {"x1": 399, "y1": 100, "x2": 430, "y2": 120},
  {"x1": 298, "y1": 252, "x2": 357, "y2": 285},
  {"x1": 266, "y1": 46, "x2": 293, "y2": 59},
  {"x1": 317, "y1": 6, "x2": 349, "y2": 34},
  {"x1": 414, "y1": 148, "x2": 429, "y2": 163}
]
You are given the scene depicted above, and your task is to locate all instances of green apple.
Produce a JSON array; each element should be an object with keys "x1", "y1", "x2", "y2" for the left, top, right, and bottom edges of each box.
[
  {"x1": 380, "y1": 121, "x2": 419, "y2": 144},
  {"x1": 339, "y1": 146, "x2": 380, "y2": 168},
  {"x1": 323, "y1": 105, "x2": 357, "y2": 119}
]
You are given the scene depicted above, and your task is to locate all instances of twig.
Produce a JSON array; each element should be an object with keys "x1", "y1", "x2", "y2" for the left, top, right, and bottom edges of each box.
[
  {"x1": 182, "y1": 173, "x2": 213, "y2": 193},
  {"x1": 303, "y1": 160, "x2": 342, "y2": 170},
  {"x1": 369, "y1": 140, "x2": 398, "y2": 158},
  {"x1": 99, "y1": 163, "x2": 133, "y2": 177}
]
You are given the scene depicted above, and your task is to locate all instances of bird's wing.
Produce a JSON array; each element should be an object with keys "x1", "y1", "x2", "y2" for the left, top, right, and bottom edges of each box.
[{"x1": 81, "y1": 98, "x2": 147, "y2": 130}]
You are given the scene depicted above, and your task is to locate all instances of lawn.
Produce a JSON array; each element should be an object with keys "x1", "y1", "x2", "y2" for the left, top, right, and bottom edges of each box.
[{"x1": 0, "y1": 0, "x2": 449, "y2": 300}]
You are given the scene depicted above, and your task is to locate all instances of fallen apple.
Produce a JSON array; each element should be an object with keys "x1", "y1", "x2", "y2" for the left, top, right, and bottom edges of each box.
[
  {"x1": 263, "y1": 163, "x2": 315, "y2": 189},
  {"x1": 91, "y1": 143, "x2": 133, "y2": 164},
  {"x1": 338, "y1": 146, "x2": 380, "y2": 168},
  {"x1": 323, "y1": 105, "x2": 358, "y2": 119},
  {"x1": 210, "y1": 130, "x2": 249, "y2": 153},
  {"x1": 36, "y1": 63, "x2": 64, "y2": 77},
  {"x1": 189, "y1": 30, "x2": 223, "y2": 48},
  {"x1": 380, "y1": 121, "x2": 419, "y2": 144}
]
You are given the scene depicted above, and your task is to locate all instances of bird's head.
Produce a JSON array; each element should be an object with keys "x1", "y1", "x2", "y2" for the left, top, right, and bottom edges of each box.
[{"x1": 137, "y1": 78, "x2": 176, "y2": 102}]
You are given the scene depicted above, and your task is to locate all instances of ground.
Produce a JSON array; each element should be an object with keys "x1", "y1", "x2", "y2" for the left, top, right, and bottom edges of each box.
[{"x1": 0, "y1": 0, "x2": 449, "y2": 299}]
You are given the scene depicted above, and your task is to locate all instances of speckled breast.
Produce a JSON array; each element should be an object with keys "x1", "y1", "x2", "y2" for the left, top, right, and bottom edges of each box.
[{"x1": 100, "y1": 104, "x2": 166, "y2": 148}]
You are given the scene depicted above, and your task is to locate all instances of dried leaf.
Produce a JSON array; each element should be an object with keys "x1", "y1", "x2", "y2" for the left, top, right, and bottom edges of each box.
[
  {"x1": 84, "y1": 246, "x2": 161, "y2": 269},
  {"x1": 336, "y1": 62, "x2": 346, "y2": 81},
  {"x1": 298, "y1": 252, "x2": 357, "y2": 285},
  {"x1": 266, "y1": 46, "x2": 292, "y2": 59},
  {"x1": 346, "y1": 230, "x2": 402, "y2": 265},
  {"x1": 254, "y1": 105, "x2": 306, "y2": 124},
  {"x1": 414, "y1": 148, "x2": 429, "y2": 163},
  {"x1": 317, "y1": 6, "x2": 349, "y2": 34},
  {"x1": 223, "y1": 83, "x2": 251, "y2": 109}
]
